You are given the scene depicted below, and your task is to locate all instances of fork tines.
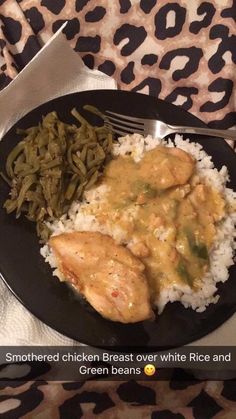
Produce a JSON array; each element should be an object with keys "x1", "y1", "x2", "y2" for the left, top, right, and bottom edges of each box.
[{"x1": 105, "y1": 111, "x2": 145, "y2": 136}]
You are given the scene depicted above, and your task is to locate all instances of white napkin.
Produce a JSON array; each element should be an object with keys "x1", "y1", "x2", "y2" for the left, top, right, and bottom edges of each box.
[
  {"x1": 0, "y1": 23, "x2": 116, "y2": 139},
  {"x1": 0, "y1": 24, "x2": 116, "y2": 345}
]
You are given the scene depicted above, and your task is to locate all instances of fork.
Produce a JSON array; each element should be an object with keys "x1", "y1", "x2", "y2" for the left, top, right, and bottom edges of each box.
[{"x1": 104, "y1": 111, "x2": 236, "y2": 141}]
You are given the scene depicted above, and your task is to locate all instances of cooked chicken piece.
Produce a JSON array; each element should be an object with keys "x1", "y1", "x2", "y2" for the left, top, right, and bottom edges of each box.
[
  {"x1": 166, "y1": 147, "x2": 194, "y2": 162},
  {"x1": 49, "y1": 231, "x2": 153, "y2": 323},
  {"x1": 189, "y1": 184, "x2": 225, "y2": 222},
  {"x1": 140, "y1": 147, "x2": 195, "y2": 190},
  {"x1": 129, "y1": 241, "x2": 150, "y2": 258}
]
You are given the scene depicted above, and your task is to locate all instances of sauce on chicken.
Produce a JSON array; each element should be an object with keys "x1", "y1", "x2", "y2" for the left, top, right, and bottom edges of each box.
[{"x1": 88, "y1": 146, "x2": 226, "y2": 299}]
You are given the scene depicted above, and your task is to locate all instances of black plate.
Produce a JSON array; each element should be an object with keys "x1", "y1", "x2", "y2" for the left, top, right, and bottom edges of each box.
[{"x1": 0, "y1": 90, "x2": 235, "y2": 349}]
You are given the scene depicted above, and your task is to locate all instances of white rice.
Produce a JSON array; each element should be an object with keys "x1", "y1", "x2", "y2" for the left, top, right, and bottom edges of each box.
[{"x1": 40, "y1": 134, "x2": 236, "y2": 314}]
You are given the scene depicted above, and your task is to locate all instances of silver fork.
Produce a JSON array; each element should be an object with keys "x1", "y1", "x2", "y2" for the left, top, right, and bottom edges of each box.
[{"x1": 104, "y1": 111, "x2": 236, "y2": 142}]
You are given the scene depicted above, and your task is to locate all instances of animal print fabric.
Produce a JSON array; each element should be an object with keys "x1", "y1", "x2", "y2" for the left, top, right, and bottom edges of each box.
[
  {"x1": 0, "y1": 0, "x2": 236, "y2": 130},
  {"x1": 0, "y1": 0, "x2": 236, "y2": 418},
  {"x1": 0, "y1": 372, "x2": 236, "y2": 418}
]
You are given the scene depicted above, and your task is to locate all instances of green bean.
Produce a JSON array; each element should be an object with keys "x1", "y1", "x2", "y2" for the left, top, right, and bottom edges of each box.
[
  {"x1": 83, "y1": 104, "x2": 104, "y2": 119},
  {"x1": 67, "y1": 144, "x2": 82, "y2": 175},
  {"x1": 72, "y1": 155, "x2": 87, "y2": 176},
  {"x1": 87, "y1": 166, "x2": 98, "y2": 177},
  {"x1": 6, "y1": 141, "x2": 26, "y2": 178},
  {"x1": 86, "y1": 149, "x2": 94, "y2": 166},
  {"x1": 85, "y1": 170, "x2": 99, "y2": 190},
  {"x1": 87, "y1": 154, "x2": 104, "y2": 170},
  {"x1": 75, "y1": 182, "x2": 86, "y2": 200},
  {"x1": 40, "y1": 157, "x2": 62, "y2": 171},
  {"x1": 38, "y1": 132, "x2": 48, "y2": 148},
  {"x1": 65, "y1": 174, "x2": 80, "y2": 200},
  {"x1": 27, "y1": 200, "x2": 39, "y2": 220},
  {"x1": 87, "y1": 125, "x2": 97, "y2": 142},
  {"x1": 14, "y1": 154, "x2": 25, "y2": 172},
  {"x1": 4, "y1": 199, "x2": 18, "y2": 213},
  {"x1": 71, "y1": 108, "x2": 93, "y2": 128},
  {"x1": 97, "y1": 144, "x2": 106, "y2": 160},
  {"x1": 16, "y1": 175, "x2": 37, "y2": 216},
  {"x1": 107, "y1": 132, "x2": 113, "y2": 151},
  {"x1": 2, "y1": 106, "x2": 114, "y2": 242},
  {"x1": 17, "y1": 162, "x2": 40, "y2": 177},
  {"x1": 80, "y1": 144, "x2": 88, "y2": 162}
]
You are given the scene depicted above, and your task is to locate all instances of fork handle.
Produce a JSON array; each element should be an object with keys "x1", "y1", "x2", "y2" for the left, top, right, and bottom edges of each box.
[{"x1": 168, "y1": 125, "x2": 236, "y2": 142}]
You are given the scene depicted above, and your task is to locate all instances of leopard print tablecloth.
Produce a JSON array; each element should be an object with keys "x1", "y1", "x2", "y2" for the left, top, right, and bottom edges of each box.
[
  {"x1": 0, "y1": 1, "x2": 236, "y2": 418},
  {"x1": 0, "y1": 0, "x2": 236, "y2": 129}
]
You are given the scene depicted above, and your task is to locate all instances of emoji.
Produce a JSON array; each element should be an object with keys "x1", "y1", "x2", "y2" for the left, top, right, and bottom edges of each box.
[{"x1": 144, "y1": 364, "x2": 156, "y2": 376}]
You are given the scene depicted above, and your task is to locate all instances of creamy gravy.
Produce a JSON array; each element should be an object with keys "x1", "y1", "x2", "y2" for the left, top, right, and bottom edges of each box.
[{"x1": 90, "y1": 147, "x2": 226, "y2": 297}]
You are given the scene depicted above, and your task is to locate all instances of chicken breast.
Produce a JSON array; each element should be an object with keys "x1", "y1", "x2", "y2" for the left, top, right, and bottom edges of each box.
[
  {"x1": 140, "y1": 146, "x2": 195, "y2": 190},
  {"x1": 49, "y1": 231, "x2": 153, "y2": 323}
]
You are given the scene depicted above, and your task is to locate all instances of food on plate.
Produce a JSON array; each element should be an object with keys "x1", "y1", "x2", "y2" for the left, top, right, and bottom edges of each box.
[
  {"x1": 137, "y1": 146, "x2": 195, "y2": 189},
  {"x1": 41, "y1": 133, "x2": 236, "y2": 320},
  {"x1": 2, "y1": 107, "x2": 235, "y2": 323},
  {"x1": 84, "y1": 145, "x2": 226, "y2": 296},
  {"x1": 49, "y1": 231, "x2": 153, "y2": 323},
  {"x1": 1, "y1": 108, "x2": 113, "y2": 241}
]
